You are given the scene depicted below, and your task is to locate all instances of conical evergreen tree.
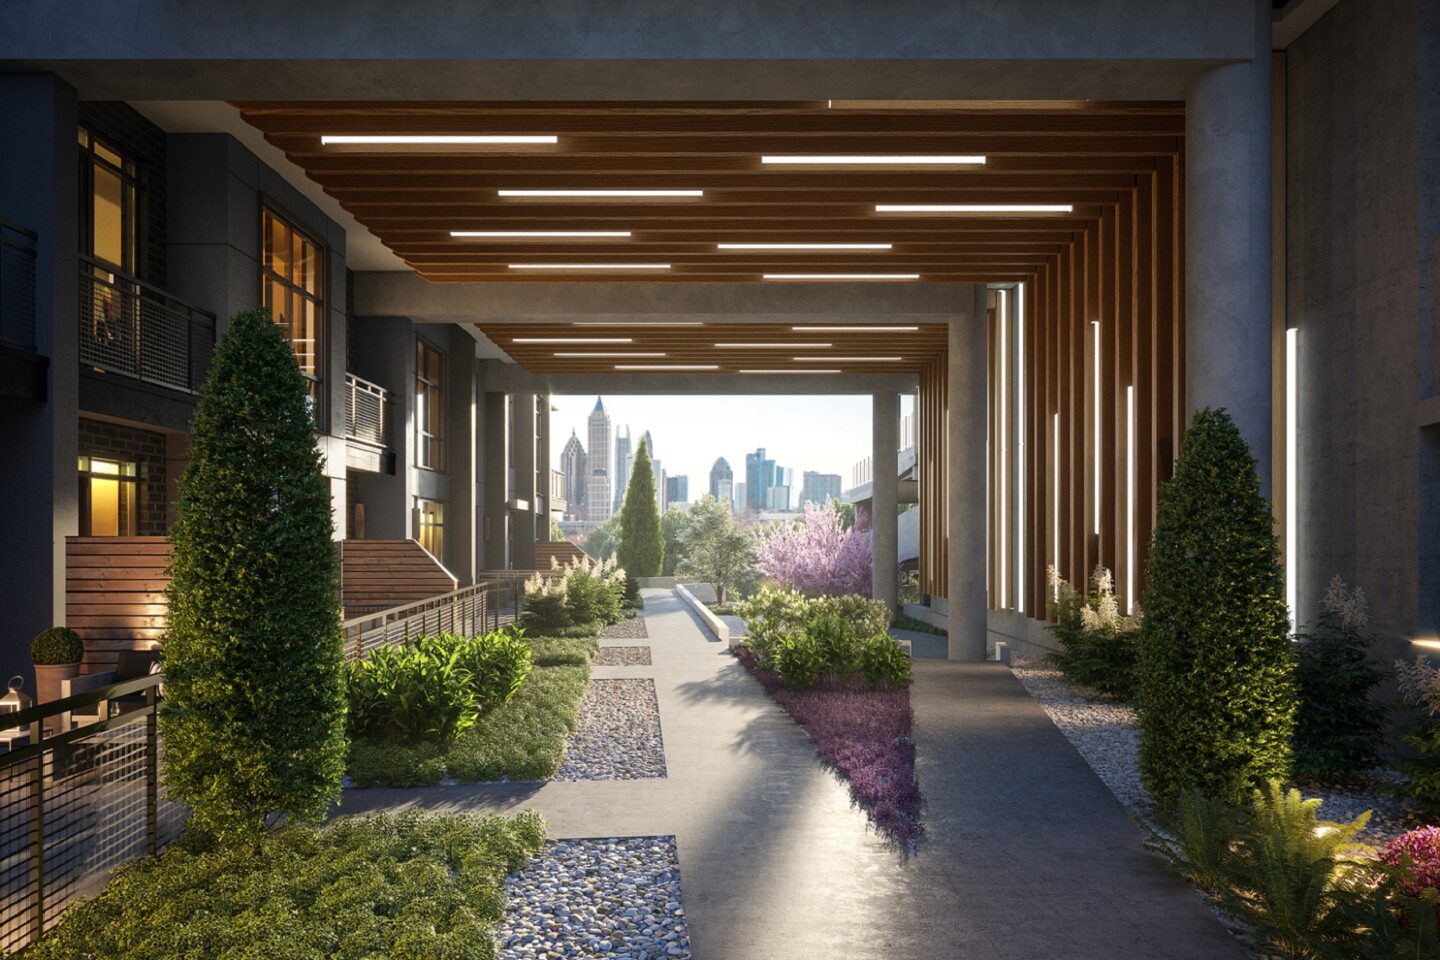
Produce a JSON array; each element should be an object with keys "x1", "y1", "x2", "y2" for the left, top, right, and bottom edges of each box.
[
  {"x1": 1137, "y1": 407, "x2": 1296, "y2": 809},
  {"x1": 617, "y1": 438, "x2": 663, "y2": 580},
  {"x1": 161, "y1": 309, "x2": 346, "y2": 843}
]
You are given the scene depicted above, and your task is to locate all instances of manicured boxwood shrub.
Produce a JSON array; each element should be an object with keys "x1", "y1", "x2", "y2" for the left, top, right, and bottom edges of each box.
[
  {"x1": 738, "y1": 587, "x2": 907, "y2": 690},
  {"x1": 30, "y1": 626, "x2": 84, "y2": 665},
  {"x1": 162, "y1": 309, "x2": 345, "y2": 844},
  {"x1": 27, "y1": 810, "x2": 546, "y2": 960},
  {"x1": 1137, "y1": 407, "x2": 1296, "y2": 809}
]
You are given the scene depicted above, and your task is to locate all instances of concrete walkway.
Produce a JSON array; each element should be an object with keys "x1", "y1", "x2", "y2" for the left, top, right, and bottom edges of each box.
[{"x1": 337, "y1": 589, "x2": 1245, "y2": 959}]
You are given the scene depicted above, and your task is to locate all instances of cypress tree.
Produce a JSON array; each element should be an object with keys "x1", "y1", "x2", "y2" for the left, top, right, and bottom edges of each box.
[
  {"x1": 162, "y1": 309, "x2": 346, "y2": 844},
  {"x1": 617, "y1": 438, "x2": 663, "y2": 580},
  {"x1": 1137, "y1": 407, "x2": 1296, "y2": 809}
]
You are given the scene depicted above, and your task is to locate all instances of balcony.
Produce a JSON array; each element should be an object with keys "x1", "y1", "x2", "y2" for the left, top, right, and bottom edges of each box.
[
  {"x1": 78, "y1": 256, "x2": 215, "y2": 394},
  {"x1": 0, "y1": 220, "x2": 44, "y2": 400},
  {"x1": 344, "y1": 372, "x2": 394, "y2": 472}
]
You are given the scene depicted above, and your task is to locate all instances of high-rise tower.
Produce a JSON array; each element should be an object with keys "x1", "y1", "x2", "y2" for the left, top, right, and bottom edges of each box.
[{"x1": 586, "y1": 397, "x2": 613, "y2": 522}]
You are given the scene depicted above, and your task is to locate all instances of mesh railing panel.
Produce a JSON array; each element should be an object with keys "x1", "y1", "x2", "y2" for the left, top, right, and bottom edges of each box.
[
  {"x1": 343, "y1": 579, "x2": 522, "y2": 661},
  {"x1": 0, "y1": 224, "x2": 37, "y2": 351},
  {"x1": 345, "y1": 374, "x2": 390, "y2": 448},
  {"x1": 78, "y1": 261, "x2": 215, "y2": 394}
]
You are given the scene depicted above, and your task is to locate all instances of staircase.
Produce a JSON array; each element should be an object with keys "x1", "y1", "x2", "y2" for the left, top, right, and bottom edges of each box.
[
  {"x1": 340, "y1": 539, "x2": 458, "y2": 618},
  {"x1": 535, "y1": 540, "x2": 590, "y2": 570}
]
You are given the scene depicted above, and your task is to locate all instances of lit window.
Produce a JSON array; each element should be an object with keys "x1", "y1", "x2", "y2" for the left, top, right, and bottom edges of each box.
[
  {"x1": 78, "y1": 456, "x2": 138, "y2": 536},
  {"x1": 415, "y1": 498, "x2": 445, "y2": 561},
  {"x1": 415, "y1": 338, "x2": 446, "y2": 469},
  {"x1": 262, "y1": 207, "x2": 326, "y2": 424}
]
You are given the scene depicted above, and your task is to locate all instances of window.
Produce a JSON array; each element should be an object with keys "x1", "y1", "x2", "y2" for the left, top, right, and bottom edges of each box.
[
  {"x1": 262, "y1": 206, "x2": 326, "y2": 424},
  {"x1": 415, "y1": 498, "x2": 445, "y2": 561},
  {"x1": 415, "y1": 337, "x2": 445, "y2": 469},
  {"x1": 78, "y1": 456, "x2": 138, "y2": 536},
  {"x1": 79, "y1": 129, "x2": 137, "y2": 274}
]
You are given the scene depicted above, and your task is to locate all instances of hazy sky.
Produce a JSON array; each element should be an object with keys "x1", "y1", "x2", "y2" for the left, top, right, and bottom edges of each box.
[{"x1": 550, "y1": 394, "x2": 915, "y2": 498}]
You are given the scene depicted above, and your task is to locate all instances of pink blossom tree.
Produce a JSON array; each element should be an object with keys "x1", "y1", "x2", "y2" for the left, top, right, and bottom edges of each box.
[{"x1": 753, "y1": 503, "x2": 872, "y2": 597}]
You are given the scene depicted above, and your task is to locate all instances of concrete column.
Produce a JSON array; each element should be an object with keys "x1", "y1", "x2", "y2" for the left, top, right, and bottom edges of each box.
[
  {"x1": 871, "y1": 392, "x2": 899, "y2": 610},
  {"x1": 445, "y1": 326, "x2": 477, "y2": 584},
  {"x1": 0, "y1": 73, "x2": 79, "y2": 675},
  {"x1": 948, "y1": 285, "x2": 989, "y2": 661},
  {"x1": 1185, "y1": 0, "x2": 1272, "y2": 496},
  {"x1": 511, "y1": 393, "x2": 538, "y2": 570},
  {"x1": 481, "y1": 391, "x2": 510, "y2": 571},
  {"x1": 536, "y1": 396, "x2": 553, "y2": 541}
]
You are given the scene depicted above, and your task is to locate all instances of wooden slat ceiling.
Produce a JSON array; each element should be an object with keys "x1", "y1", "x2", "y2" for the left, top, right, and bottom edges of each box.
[
  {"x1": 474, "y1": 322, "x2": 949, "y2": 375},
  {"x1": 233, "y1": 100, "x2": 1183, "y2": 285}
]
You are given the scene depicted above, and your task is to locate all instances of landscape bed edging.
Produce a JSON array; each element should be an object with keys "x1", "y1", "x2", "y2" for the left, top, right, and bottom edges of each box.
[{"x1": 675, "y1": 584, "x2": 730, "y2": 647}]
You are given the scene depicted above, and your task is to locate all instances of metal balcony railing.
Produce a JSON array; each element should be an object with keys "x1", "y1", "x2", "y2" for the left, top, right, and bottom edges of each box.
[
  {"x1": 78, "y1": 256, "x2": 215, "y2": 394},
  {"x1": 344, "y1": 372, "x2": 391, "y2": 448},
  {"x1": 0, "y1": 221, "x2": 38, "y2": 352}
]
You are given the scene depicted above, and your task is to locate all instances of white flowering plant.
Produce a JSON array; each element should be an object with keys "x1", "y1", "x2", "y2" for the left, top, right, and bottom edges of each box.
[
  {"x1": 1395, "y1": 650, "x2": 1440, "y2": 816},
  {"x1": 1047, "y1": 564, "x2": 1142, "y2": 700}
]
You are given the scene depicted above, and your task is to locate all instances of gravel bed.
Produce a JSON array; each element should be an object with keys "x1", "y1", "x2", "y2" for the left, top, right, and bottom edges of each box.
[
  {"x1": 1010, "y1": 654, "x2": 1423, "y2": 846},
  {"x1": 594, "y1": 645, "x2": 652, "y2": 667},
  {"x1": 601, "y1": 618, "x2": 649, "y2": 640},
  {"x1": 555, "y1": 679, "x2": 667, "y2": 780},
  {"x1": 499, "y1": 836, "x2": 691, "y2": 960}
]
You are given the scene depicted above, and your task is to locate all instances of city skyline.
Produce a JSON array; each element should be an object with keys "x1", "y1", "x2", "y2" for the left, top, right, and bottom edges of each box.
[{"x1": 550, "y1": 394, "x2": 908, "y2": 516}]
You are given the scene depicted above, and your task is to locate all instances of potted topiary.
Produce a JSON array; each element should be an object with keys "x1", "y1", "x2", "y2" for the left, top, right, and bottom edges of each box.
[{"x1": 31, "y1": 627, "x2": 85, "y2": 703}]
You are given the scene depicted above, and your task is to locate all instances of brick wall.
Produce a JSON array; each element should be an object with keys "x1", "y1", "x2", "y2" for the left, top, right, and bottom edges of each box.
[
  {"x1": 78, "y1": 101, "x2": 167, "y2": 288},
  {"x1": 77, "y1": 417, "x2": 168, "y2": 536}
]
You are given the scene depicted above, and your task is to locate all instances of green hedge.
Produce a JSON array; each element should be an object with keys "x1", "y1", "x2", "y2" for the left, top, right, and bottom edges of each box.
[
  {"x1": 1137, "y1": 408, "x2": 1296, "y2": 809},
  {"x1": 28, "y1": 811, "x2": 546, "y2": 960}
]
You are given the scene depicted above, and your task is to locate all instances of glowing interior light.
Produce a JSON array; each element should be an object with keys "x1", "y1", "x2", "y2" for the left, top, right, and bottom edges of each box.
[
  {"x1": 1016, "y1": 282, "x2": 1026, "y2": 614},
  {"x1": 999, "y1": 288, "x2": 1008, "y2": 610},
  {"x1": 498, "y1": 189, "x2": 703, "y2": 197},
  {"x1": 717, "y1": 242, "x2": 893, "y2": 250},
  {"x1": 764, "y1": 273, "x2": 919, "y2": 281},
  {"x1": 875, "y1": 203, "x2": 1074, "y2": 214},
  {"x1": 1093, "y1": 320, "x2": 1102, "y2": 536},
  {"x1": 1126, "y1": 385, "x2": 1136, "y2": 615},
  {"x1": 761, "y1": 155, "x2": 986, "y2": 165},
  {"x1": 508, "y1": 263, "x2": 670, "y2": 270},
  {"x1": 322, "y1": 135, "x2": 557, "y2": 145},
  {"x1": 1286, "y1": 326, "x2": 1299, "y2": 632},
  {"x1": 451, "y1": 230, "x2": 631, "y2": 238}
]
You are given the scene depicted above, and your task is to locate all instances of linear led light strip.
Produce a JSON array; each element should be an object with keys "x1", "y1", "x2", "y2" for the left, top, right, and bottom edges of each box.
[
  {"x1": 718, "y1": 242, "x2": 893, "y2": 250},
  {"x1": 573, "y1": 321, "x2": 705, "y2": 327},
  {"x1": 499, "y1": 189, "x2": 703, "y2": 197},
  {"x1": 1285, "y1": 326, "x2": 1299, "y2": 632},
  {"x1": 761, "y1": 155, "x2": 986, "y2": 165},
  {"x1": 614, "y1": 364, "x2": 718, "y2": 371},
  {"x1": 322, "y1": 135, "x2": 557, "y2": 145},
  {"x1": 513, "y1": 337, "x2": 632, "y2": 344},
  {"x1": 1126, "y1": 385, "x2": 1136, "y2": 615},
  {"x1": 452, "y1": 230, "x2": 632, "y2": 238},
  {"x1": 998, "y1": 288, "x2": 1008, "y2": 610},
  {"x1": 1093, "y1": 320, "x2": 1102, "y2": 536},
  {"x1": 714, "y1": 342, "x2": 832, "y2": 348},
  {"x1": 794, "y1": 325, "x2": 919, "y2": 332},
  {"x1": 508, "y1": 264, "x2": 670, "y2": 270},
  {"x1": 739, "y1": 369, "x2": 841, "y2": 374},
  {"x1": 1052, "y1": 411, "x2": 1061, "y2": 601},
  {"x1": 553, "y1": 352, "x2": 666, "y2": 358},
  {"x1": 794, "y1": 356, "x2": 902, "y2": 362},
  {"x1": 876, "y1": 203, "x2": 1074, "y2": 214},
  {"x1": 765, "y1": 273, "x2": 919, "y2": 281},
  {"x1": 1016, "y1": 282, "x2": 1026, "y2": 614}
]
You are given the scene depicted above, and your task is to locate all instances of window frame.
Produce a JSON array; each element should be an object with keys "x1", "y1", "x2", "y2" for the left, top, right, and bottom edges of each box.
[
  {"x1": 415, "y1": 335, "x2": 446, "y2": 471},
  {"x1": 77, "y1": 455, "x2": 140, "y2": 537},
  {"x1": 78, "y1": 128, "x2": 138, "y2": 275},
  {"x1": 260, "y1": 200, "x2": 329, "y2": 430},
  {"x1": 414, "y1": 497, "x2": 445, "y2": 562}
]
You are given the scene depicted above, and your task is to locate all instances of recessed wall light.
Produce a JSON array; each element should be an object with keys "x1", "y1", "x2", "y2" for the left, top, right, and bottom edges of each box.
[
  {"x1": 451, "y1": 230, "x2": 632, "y2": 238},
  {"x1": 322, "y1": 135, "x2": 557, "y2": 145},
  {"x1": 763, "y1": 273, "x2": 919, "y2": 281},
  {"x1": 793, "y1": 325, "x2": 921, "y2": 332},
  {"x1": 507, "y1": 264, "x2": 671, "y2": 270},
  {"x1": 614, "y1": 364, "x2": 719, "y2": 371},
  {"x1": 714, "y1": 343, "x2": 833, "y2": 349},
  {"x1": 875, "y1": 203, "x2": 1074, "y2": 214},
  {"x1": 738, "y1": 369, "x2": 842, "y2": 374},
  {"x1": 762, "y1": 155, "x2": 986, "y2": 166},
  {"x1": 553, "y1": 352, "x2": 667, "y2": 358},
  {"x1": 512, "y1": 337, "x2": 633, "y2": 344},
  {"x1": 794, "y1": 356, "x2": 903, "y2": 362},
  {"x1": 498, "y1": 189, "x2": 703, "y2": 198},
  {"x1": 717, "y1": 242, "x2": 893, "y2": 251}
]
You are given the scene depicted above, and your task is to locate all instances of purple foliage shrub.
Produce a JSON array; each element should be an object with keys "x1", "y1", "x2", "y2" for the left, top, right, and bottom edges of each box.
[
  {"x1": 753, "y1": 503, "x2": 872, "y2": 597},
  {"x1": 1381, "y1": 826, "x2": 1440, "y2": 898},
  {"x1": 735, "y1": 645, "x2": 922, "y2": 845}
]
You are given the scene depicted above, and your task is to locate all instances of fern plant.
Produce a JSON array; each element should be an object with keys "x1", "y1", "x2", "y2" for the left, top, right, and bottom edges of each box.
[{"x1": 1145, "y1": 789, "x2": 1242, "y2": 896}]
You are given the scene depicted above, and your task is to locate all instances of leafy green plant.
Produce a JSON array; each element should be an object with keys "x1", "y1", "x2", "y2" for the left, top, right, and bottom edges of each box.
[
  {"x1": 1392, "y1": 657, "x2": 1440, "y2": 817},
  {"x1": 1146, "y1": 789, "x2": 1242, "y2": 896},
  {"x1": 809, "y1": 611, "x2": 862, "y2": 679},
  {"x1": 30, "y1": 627, "x2": 84, "y2": 665},
  {"x1": 1137, "y1": 407, "x2": 1297, "y2": 809},
  {"x1": 457, "y1": 628, "x2": 533, "y2": 712},
  {"x1": 772, "y1": 630, "x2": 827, "y2": 689},
  {"x1": 859, "y1": 633, "x2": 911, "y2": 690},
  {"x1": 1046, "y1": 566, "x2": 1140, "y2": 700},
  {"x1": 521, "y1": 573, "x2": 571, "y2": 631},
  {"x1": 561, "y1": 555, "x2": 625, "y2": 626},
  {"x1": 346, "y1": 640, "x2": 476, "y2": 742},
  {"x1": 616, "y1": 437, "x2": 663, "y2": 583},
  {"x1": 161, "y1": 309, "x2": 345, "y2": 845},
  {"x1": 27, "y1": 811, "x2": 546, "y2": 960},
  {"x1": 1294, "y1": 576, "x2": 1389, "y2": 780},
  {"x1": 811, "y1": 593, "x2": 892, "y2": 640},
  {"x1": 736, "y1": 586, "x2": 810, "y2": 665},
  {"x1": 1358, "y1": 878, "x2": 1440, "y2": 960},
  {"x1": 676, "y1": 495, "x2": 757, "y2": 602}
]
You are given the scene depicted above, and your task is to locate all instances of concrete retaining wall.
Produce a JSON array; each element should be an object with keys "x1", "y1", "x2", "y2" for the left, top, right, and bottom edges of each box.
[{"x1": 675, "y1": 584, "x2": 730, "y2": 647}]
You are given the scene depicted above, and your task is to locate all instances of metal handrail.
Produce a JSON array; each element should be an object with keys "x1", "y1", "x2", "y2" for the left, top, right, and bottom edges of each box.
[
  {"x1": 0, "y1": 220, "x2": 38, "y2": 351},
  {"x1": 344, "y1": 372, "x2": 390, "y2": 448},
  {"x1": 341, "y1": 576, "x2": 524, "y2": 661}
]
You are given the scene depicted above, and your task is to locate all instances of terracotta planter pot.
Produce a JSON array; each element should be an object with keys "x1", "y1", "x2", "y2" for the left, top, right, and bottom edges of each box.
[{"x1": 33, "y1": 663, "x2": 80, "y2": 704}]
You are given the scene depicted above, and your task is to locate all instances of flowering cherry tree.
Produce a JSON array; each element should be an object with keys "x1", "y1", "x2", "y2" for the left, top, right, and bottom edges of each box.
[{"x1": 753, "y1": 503, "x2": 872, "y2": 597}]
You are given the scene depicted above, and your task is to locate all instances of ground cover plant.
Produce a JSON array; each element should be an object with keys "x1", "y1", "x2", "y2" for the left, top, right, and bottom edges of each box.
[
  {"x1": 349, "y1": 634, "x2": 595, "y2": 787},
  {"x1": 1046, "y1": 564, "x2": 1141, "y2": 701},
  {"x1": 734, "y1": 646, "x2": 921, "y2": 845},
  {"x1": 28, "y1": 811, "x2": 546, "y2": 960}
]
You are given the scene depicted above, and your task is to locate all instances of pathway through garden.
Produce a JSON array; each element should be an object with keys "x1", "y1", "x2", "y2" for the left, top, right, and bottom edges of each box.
[{"x1": 337, "y1": 589, "x2": 1245, "y2": 959}]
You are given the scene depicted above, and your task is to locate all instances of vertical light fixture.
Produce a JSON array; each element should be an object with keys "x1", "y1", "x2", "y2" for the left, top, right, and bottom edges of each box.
[
  {"x1": 1125, "y1": 385, "x2": 1136, "y2": 614},
  {"x1": 1092, "y1": 320, "x2": 1101, "y2": 536},
  {"x1": 1285, "y1": 326, "x2": 1299, "y2": 632},
  {"x1": 1016, "y1": 283, "x2": 1026, "y2": 614},
  {"x1": 998, "y1": 288, "x2": 1008, "y2": 609},
  {"x1": 1052, "y1": 411, "x2": 1061, "y2": 599}
]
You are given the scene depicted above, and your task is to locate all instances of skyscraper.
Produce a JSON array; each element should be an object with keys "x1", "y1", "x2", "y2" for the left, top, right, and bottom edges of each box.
[
  {"x1": 768, "y1": 466, "x2": 793, "y2": 512},
  {"x1": 612, "y1": 426, "x2": 632, "y2": 512},
  {"x1": 709, "y1": 457, "x2": 733, "y2": 502},
  {"x1": 585, "y1": 397, "x2": 613, "y2": 522},
  {"x1": 559, "y1": 430, "x2": 587, "y2": 515},
  {"x1": 800, "y1": 471, "x2": 843, "y2": 508},
  {"x1": 732, "y1": 482, "x2": 747, "y2": 513},
  {"x1": 744, "y1": 447, "x2": 776, "y2": 511},
  {"x1": 665, "y1": 475, "x2": 688, "y2": 508}
]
